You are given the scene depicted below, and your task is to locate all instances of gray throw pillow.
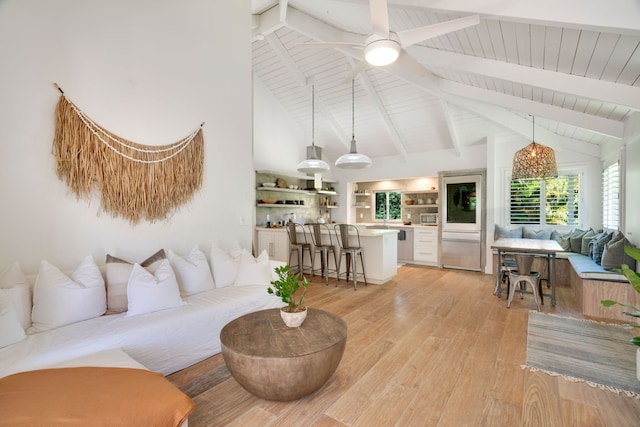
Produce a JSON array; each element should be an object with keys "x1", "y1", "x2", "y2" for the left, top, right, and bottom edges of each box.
[
  {"x1": 494, "y1": 224, "x2": 522, "y2": 239},
  {"x1": 580, "y1": 229, "x2": 597, "y2": 255},
  {"x1": 569, "y1": 229, "x2": 586, "y2": 253},
  {"x1": 590, "y1": 231, "x2": 613, "y2": 265},
  {"x1": 601, "y1": 233, "x2": 637, "y2": 271},
  {"x1": 551, "y1": 230, "x2": 572, "y2": 251},
  {"x1": 523, "y1": 227, "x2": 552, "y2": 240}
]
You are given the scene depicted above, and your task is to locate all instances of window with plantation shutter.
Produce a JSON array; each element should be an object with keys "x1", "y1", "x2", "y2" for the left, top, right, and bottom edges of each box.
[
  {"x1": 509, "y1": 174, "x2": 579, "y2": 226},
  {"x1": 602, "y1": 161, "x2": 620, "y2": 230}
]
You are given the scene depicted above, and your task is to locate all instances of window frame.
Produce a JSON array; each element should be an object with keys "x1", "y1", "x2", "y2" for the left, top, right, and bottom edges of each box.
[
  {"x1": 505, "y1": 168, "x2": 583, "y2": 229},
  {"x1": 373, "y1": 190, "x2": 402, "y2": 222},
  {"x1": 602, "y1": 160, "x2": 620, "y2": 231}
]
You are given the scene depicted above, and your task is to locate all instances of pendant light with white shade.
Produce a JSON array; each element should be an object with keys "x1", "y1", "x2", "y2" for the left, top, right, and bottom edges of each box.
[
  {"x1": 297, "y1": 85, "x2": 330, "y2": 174},
  {"x1": 335, "y1": 80, "x2": 372, "y2": 169}
]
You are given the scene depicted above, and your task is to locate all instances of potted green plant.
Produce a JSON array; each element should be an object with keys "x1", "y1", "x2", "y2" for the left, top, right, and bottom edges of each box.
[
  {"x1": 601, "y1": 246, "x2": 640, "y2": 380},
  {"x1": 267, "y1": 264, "x2": 310, "y2": 327}
]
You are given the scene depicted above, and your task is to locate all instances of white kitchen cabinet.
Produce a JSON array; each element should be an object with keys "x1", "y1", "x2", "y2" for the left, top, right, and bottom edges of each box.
[
  {"x1": 256, "y1": 229, "x2": 289, "y2": 262},
  {"x1": 413, "y1": 226, "x2": 438, "y2": 265}
]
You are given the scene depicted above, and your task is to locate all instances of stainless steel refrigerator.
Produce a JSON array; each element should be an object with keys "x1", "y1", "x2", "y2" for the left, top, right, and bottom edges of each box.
[{"x1": 439, "y1": 170, "x2": 486, "y2": 271}]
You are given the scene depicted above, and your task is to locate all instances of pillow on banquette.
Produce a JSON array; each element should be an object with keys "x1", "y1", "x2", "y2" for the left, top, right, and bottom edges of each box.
[
  {"x1": 29, "y1": 256, "x2": 106, "y2": 333},
  {"x1": 168, "y1": 247, "x2": 215, "y2": 296},
  {"x1": 523, "y1": 227, "x2": 552, "y2": 240},
  {"x1": 125, "y1": 259, "x2": 185, "y2": 318},
  {"x1": 494, "y1": 225, "x2": 522, "y2": 239},
  {"x1": 589, "y1": 231, "x2": 613, "y2": 265},
  {"x1": 550, "y1": 230, "x2": 572, "y2": 251},
  {"x1": 0, "y1": 262, "x2": 31, "y2": 330},
  {"x1": 580, "y1": 229, "x2": 598, "y2": 256},
  {"x1": 105, "y1": 249, "x2": 167, "y2": 313},
  {"x1": 601, "y1": 232, "x2": 637, "y2": 271},
  {"x1": 0, "y1": 290, "x2": 26, "y2": 348},
  {"x1": 569, "y1": 229, "x2": 587, "y2": 253}
]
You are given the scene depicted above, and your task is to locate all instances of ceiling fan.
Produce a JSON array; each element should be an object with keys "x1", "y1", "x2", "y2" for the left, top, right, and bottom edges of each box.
[{"x1": 297, "y1": 0, "x2": 479, "y2": 81}]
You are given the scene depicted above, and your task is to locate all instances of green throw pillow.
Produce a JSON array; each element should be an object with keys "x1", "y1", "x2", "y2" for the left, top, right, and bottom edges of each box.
[
  {"x1": 601, "y1": 232, "x2": 637, "y2": 271},
  {"x1": 580, "y1": 229, "x2": 597, "y2": 256},
  {"x1": 569, "y1": 229, "x2": 586, "y2": 253}
]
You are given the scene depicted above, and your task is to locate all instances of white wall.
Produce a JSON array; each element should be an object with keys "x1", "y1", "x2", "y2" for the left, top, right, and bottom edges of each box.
[
  {"x1": 0, "y1": 0, "x2": 253, "y2": 273},
  {"x1": 625, "y1": 138, "x2": 640, "y2": 246},
  {"x1": 253, "y1": 77, "x2": 304, "y2": 172}
]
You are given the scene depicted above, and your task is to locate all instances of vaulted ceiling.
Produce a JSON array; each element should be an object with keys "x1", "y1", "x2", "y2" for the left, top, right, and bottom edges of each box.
[{"x1": 251, "y1": 0, "x2": 640, "y2": 163}]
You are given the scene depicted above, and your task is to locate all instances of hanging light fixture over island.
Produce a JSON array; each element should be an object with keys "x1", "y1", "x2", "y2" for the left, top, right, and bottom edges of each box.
[
  {"x1": 335, "y1": 80, "x2": 372, "y2": 170},
  {"x1": 512, "y1": 116, "x2": 557, "y2": 180},
  {"x1": 297, "y1": 84, "x2": 330, "y2": 175}
]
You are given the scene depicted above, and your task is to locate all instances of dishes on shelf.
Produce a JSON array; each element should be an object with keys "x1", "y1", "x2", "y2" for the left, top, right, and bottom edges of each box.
[
  {"x1": 405, "y1": 199, "x2": 414, "y2": 205},
  {"x1": 261, "y1": 199, "x2": 277, "y2": 204},
  {"x1": 262, "y1": 182, "x2": 276, "y2": 187},
  {"x1": 276, "y1": 178, "x2": 287, "y2": 188}
]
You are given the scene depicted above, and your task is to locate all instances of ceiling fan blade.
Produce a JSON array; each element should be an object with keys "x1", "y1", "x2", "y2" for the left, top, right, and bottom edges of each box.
[
  {"x1": 342, "y1": 59, "x2": 368, "y2": 84},
  {"x1": 389, "y1": 51, "x2": 432, "y2": 77},
  {"x1": 370, "y1": 0, "x2": 390, "y2": 37},
  {"x1": 397, "y1": 15, "x2": 480, "y2": 49},
  {"x1": 296, "y1": 42, "x2": 364, "y2": 49}
]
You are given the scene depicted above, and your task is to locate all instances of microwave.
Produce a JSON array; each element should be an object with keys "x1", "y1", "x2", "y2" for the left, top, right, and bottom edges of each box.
[{"x1": 420, "y1": 213, "x2": 438, "y2": 225}]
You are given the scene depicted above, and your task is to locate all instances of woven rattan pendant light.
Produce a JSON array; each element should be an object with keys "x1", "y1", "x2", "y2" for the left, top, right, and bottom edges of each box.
[{"x1": 512, "y1": 117, "x2": 557, "y2": 180}]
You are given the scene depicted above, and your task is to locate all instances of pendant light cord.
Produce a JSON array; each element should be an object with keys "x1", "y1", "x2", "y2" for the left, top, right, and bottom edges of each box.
[
  {"x1": 532, "y1": 116, "x2": 535, "y2": 142},
  {"x1": 351, "y1": 79, "x2": 355, "y2": 140},
  {"x1": 312, "y1": 85, "x2": 315, "y2": 147}
]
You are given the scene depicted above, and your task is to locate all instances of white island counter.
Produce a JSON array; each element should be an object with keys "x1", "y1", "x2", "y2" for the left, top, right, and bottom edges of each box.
[{"x1": 255, "y1": 225, "x2": 398, "y2": 284}]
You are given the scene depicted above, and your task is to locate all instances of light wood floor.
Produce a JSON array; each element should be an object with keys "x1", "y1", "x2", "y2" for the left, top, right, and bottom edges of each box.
[{"x1": 167, "y1": 265, "x2": 640, "y2": 426}]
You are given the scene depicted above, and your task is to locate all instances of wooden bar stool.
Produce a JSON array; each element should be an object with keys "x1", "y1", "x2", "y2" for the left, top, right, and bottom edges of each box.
[
  {"x1": 507, "y1": 254, "x2": 541, "y2": 311},
  {"x1": 308, "y1": 223, "x2": 338, "y2": 286}
]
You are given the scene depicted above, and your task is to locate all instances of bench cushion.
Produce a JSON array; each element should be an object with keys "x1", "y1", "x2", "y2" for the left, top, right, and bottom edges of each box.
[{"x1": 567, "y1": 253, "x2": 627, "y2": 282}]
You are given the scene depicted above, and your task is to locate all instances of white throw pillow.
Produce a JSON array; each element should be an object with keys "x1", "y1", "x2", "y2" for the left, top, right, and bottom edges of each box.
[
  {"x1": 0, "y1": 262, "x2": 32, "y2": 330},
  {"x1": 29, "y1": 256, "x2": 106, "y2": 333},
  {"x1": 168, "y1": 247, "x2": 215, "y2": 296},
  {"x1": 210, "y1": 242, "x2": 243, "y2": 288},
  {"x1": 234, "y1": 249, "x2": 271, "y2": 286},
  {"x1": 0, "y1": 290, "x2": 26, "y2": 348},
  {"x1": 126, "y1": 259, "x2": 185, "y2": 317},
  {"x1": 105, "y1": 249, "x2": 166, "y2": 313}
]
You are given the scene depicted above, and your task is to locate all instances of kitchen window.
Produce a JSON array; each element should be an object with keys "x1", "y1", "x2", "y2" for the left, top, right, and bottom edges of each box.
[
  {"x1": 375, "y1": 191, "x2": 401, "y2": 221},
  {"x1": 509, "y1": 173, "x2": 580, "y2": 226}
]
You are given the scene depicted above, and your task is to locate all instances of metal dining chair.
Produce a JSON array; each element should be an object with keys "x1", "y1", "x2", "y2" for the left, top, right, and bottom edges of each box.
[
  {"x1": 286, "y1": 223, "x2": 314, "y2": 278},
  {"x1": 308, "y1": 223, "x2": 338, "y2": 286},
  {"x1": 507, "y1": 254, "x2": 542, "y2": 311},
  {"x1": 333, "y1": 224, "x2": 367, "y2": 290}
]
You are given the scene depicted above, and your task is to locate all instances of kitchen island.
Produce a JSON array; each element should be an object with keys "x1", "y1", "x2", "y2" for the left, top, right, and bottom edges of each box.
[{"x1": 255, "y1": 225, "x2": 398, "y2": 284}]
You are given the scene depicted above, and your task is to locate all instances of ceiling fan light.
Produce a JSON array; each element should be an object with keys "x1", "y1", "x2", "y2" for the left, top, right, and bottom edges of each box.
[{"x1": 364, "y1": 39, "x2": 400, "y2": 66}]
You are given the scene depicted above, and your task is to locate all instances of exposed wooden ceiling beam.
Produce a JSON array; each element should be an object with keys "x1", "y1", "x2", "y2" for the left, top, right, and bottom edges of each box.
[
  {"x1": 409, "y1": 46, "x2": 640, "y2": 112},
  {"x1": 439, "y1": 100, "x2": 461, "y2": 156},
  {"x1": 340, "y1": 0, "x2": 640, "y2": 36},
  {"x1": 265, "y1": 33, "x2": 350, "y2": 149},
  {"x1": 351, "y1": 60, "x2": 410, "y2": 162}
]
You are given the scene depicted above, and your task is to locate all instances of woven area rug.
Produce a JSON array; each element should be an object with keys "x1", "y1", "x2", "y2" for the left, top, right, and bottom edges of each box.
[{"x1": 524, "y1": 311, "x2": 640, "y2": 399}]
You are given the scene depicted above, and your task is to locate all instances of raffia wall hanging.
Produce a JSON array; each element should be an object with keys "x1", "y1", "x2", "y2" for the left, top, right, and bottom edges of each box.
[{"x1": 52, "y1": 84, "x2": 204, "y2": 224}]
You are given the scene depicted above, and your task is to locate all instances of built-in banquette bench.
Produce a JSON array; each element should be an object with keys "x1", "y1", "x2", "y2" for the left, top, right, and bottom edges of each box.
[{"x1": 493, "y1": 225, "x2": 637, "y2": 322}]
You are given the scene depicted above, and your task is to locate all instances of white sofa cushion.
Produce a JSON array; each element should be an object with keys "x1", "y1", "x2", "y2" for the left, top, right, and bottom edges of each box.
[
  {"x1": 168, "y1": 247, "x2": 215, "y2": 296},
  {"x1": 0, "y1": 262, "x2": 32, "y2": 330},
  {"x1": 210, "y1": 242, "x2": 243, "y2": 288},
  {"x1": 105, "y1": 249, "x2": 166, "y2": 313},
  {"x1": 126, "y1": 260, "x2": 185, "y2": 317},
  {"x1": 234, "y1": 249, "x2": 271, "y2": 287},
  {"x1": 0, "y1": 291, "x2": 26, "y2": 348},
  {"x1": 30, "y1": 257, "x2": 106, "y2": 333}
]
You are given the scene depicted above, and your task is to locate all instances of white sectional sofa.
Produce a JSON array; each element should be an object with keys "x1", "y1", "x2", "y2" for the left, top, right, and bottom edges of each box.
[{"x1": 0, "y1": 245, "x2": 285, "y2": 379}]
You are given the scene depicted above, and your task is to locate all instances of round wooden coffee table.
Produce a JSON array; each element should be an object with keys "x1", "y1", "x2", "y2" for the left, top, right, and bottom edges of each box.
[{"x1": 220, "y1": 308, "x2": 347, "y2": 401}]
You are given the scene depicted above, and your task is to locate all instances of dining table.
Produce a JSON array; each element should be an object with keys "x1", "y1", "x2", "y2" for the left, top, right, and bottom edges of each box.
[{"x1": 491, "y1": 238, "x2": 564, "y2": 306}]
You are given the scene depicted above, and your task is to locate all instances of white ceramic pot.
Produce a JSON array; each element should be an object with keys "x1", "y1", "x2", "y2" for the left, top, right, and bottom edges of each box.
[{"x1": 280, "y1": 307, "x2": 307, "y2": 327}]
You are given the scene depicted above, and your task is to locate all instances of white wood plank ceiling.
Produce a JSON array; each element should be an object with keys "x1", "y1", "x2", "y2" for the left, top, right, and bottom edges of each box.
[{"x1": 251, "y1": 0, "x2": 640, "y2": 162}]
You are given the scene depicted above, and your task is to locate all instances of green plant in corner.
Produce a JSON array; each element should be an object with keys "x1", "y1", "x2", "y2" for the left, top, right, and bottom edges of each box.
[
  {"x1": 601, "y1": 246, "x2": 640, "y2": 346},
  {"x1": 267, "y1": 264, "x2": 310, "y2": 313}
]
